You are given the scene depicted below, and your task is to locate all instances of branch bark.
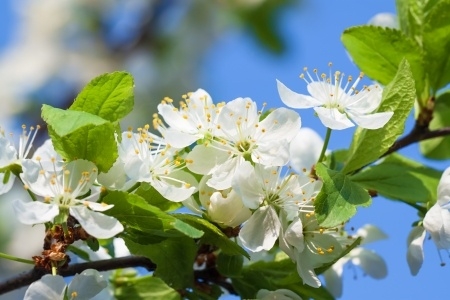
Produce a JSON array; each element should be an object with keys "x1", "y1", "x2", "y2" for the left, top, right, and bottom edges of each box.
[{"x1": 0, "y1": 255, "x2": 156, "y2": 296}]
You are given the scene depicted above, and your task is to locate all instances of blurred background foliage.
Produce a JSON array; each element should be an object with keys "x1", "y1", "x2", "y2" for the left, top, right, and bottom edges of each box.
[{"x1": 0, "y1": 0, "x2": 295, "y2": 298}]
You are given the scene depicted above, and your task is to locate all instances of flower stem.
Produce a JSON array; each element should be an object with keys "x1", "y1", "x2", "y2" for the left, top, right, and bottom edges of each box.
[
  {"x1": 0, "y1": 252, "x2": 34, "y2": 265},
  {"x1": 126, "y1": 182, "x2": 141, "y2": 193},
  {"x1": 317, "y1": 127, "x2": 332, "y2": 163}
]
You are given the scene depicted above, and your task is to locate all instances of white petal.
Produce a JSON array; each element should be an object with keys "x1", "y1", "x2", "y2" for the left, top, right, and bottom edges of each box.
[
  {"x1": 295, "y1": 250, "x2": 322, "y2": 288},
  {"x1": 65, "y1": 160, "x2": 98, "y2": 197},
  {"x1": 0, "y1": 172, "x2": 15, "y2": 195},
  {"x1": 70, "y1": 206, "x2": 124, "y2": 239},
  {"x1": 208, "y1": 189, "x2": 251, "y2": 227},
  {"x1": 160, "y1": 127, "x2": 199, "y2": 148},
  {"x1": 186, "y1": 144, "x2": 229, "y2": 175},
  {"x1": 217, "y1": 98, "x2": 258, "y2": 139},
  {"x1": 24, "y1": 275, "x2": 66, "y2": 300},
  {"x1": 13, "y1": 200, "x2": 59, "y2": 225},
  {"x1": 356, "y1": 224, "x2": 388, "y2": 245},
  {"x1": 349, "y1": 248, "x2": 387, "y2": 279},
  {"x1": 256, "y1": 108, "x2": 301, "y2": 142},
  {"x1": 406, "y1": 226, "x2": 426, "y2": 276},
  {"x1": 80, "y1": 200, "x2": 114, "y2": 212},
  {"x1": 322, "y1": 260, "x2": 345, "y2": 298},
  {"x1": 277, "y1": 80, "x2": 321, "y2": 108},
  {"x1": 207, "y1": 156, "x2": 243, "y2": 190},
  {"x1": 284, "y1": 218, "x2": 305, "y2": 253},
  {"x1": 253, "y1": 140, "x2": 290, "y2": 166},
  {"x1": 438, "y1": 166, "x2": 450, "y2": 207},
  {"x1": 346, "y1": 110, "x2": 393, "y2": 129},
  {"x1": 344, "y1": 85, "x2": 383, "y2": 113},
  {"x1": 67, "y1": 269, "x2": 108, "y2": 299},
  {"x1": 152, "y1": 177, "x2": 196, "y2": 202},
  {"x1": 424, "y1": 203, "x2": 450, "y2": 249},
  {"x1": 289, "y1": 128, "x2": 323, "y2": 174},
  {"x1": 239, "y1": 206, "x2": 281, "y2": 252},
  {"x1": 232, "y1": 161, "x2": 264, "y2": 209},
  {"x1": 97, "y1": 159, "x2": 128, "y2": 190},
  {"x1": 313, "y1": 107, "x2": 354, "y2": 130}
]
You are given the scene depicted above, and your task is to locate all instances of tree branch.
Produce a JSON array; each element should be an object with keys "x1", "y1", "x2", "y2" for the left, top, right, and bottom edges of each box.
[
  {"x1": 0, "y1": 255, "x2": 156, "y2": 296},
  {"x1": 382, "y1": 126, "x2": 450, "y2": 158}
]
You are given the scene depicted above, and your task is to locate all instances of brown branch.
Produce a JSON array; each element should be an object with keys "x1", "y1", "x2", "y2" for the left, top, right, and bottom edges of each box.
[
  {"x1": 382, "y1": 126, "x2": 450, "y2": 158},
  {"x1": 0, "y1": 255, "x2": 156, "y2": 296}
]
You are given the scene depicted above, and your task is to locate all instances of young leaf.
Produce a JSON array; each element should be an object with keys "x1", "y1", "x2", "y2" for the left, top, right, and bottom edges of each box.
[
  {"x1": 342, "y1": 59, "x2": 416, "y2": 174},
  {"x1": 351, "y1": 153, "x2": 441, "y2": 204},
  {"x1": 135, "y1": 183, "x2": 182, "y2": 212},
  {"x1": 113, "y1": 275, "x2": 180, "y2": 300},
  {"x1": 422, "y1": 0, "x2": 450, "y2": 91},
  {"x1": 315, "y1": 163, "x2": 371, "y2": 227},
  {"x1": 124, "y1": 237, "x2": 197, "y2": 290},
  {"x1": 420, "y1": 92, "x2": 450, "y2": 159},
  {"x1": 42, "y1": 105, "x2": 118, "y2": 172},
  {"x1": 70, "y1": 72, "x2": 134, "y2": 122},
  {"x1": 396, "y1": 0, "x2": 439, "y2": 40},
  {"x1": 342, "y1": 26, "x2": 424, "y2": 95},
  {"x1": 175, "y1": 214, "x2": 249, "y2": 259},
  {"x1": 103, "y1": 191, "x2": 203, "y2": 239},
  {"x1": 216, "y1": 253, "x2": 244, "y2": 277}
]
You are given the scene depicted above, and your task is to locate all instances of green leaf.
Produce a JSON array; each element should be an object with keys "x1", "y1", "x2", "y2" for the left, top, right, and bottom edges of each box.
[
  {"x1": 175, "y1": 214, "x2": 249, "y2": 259},
  {"x1": 124, "y1": 237, "x2": 197, "y2": 290},
  {"x1": 396, "y1": 0, "x2": 439, "y2": 41},
  {"x1": 135, "y1": 183, "x2": 182, "y2": 212},
  {"x1": 113, "y1": 274, "x2": 180, "y2": 300},
  {"x1": 103, "y1": 191, "x2": 203, "y2": 239},
  {"x1": 42, "y1": 105, "x2": 118, "y2": 172},
  {"x1": 423, "y1": 0, "x2": 450, "y2": 91},
  {"x1": 420, "y1": 92, "x2": 450, "y2": 159},
  {"x1": 216, "y1": 253, "x2": 244, "y2": 277},
  {"x1": 342, "y1": 59, "x2": 416, "y2": 174},
  {"x1": 70, "y1": 72, "x2": 134, "y2": 122},
  {"x1": 351, "y1": 153, "x2": 441, "y2": 204},
  {"x1": 315, "y1": 163, "x2": 371, "y2": 227},
  {"x1": 232, "y1": 259, "x2": 334, "y2": 300},
  {"x1": 341, "y1": 26, "x2": 424, "y2": 96}
]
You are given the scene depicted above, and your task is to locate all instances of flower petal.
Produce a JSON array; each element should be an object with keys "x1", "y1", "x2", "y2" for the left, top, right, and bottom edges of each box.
[
  {"x1": 232, "y1": 161, "x2": 264, "y2": 209},
  {"x1": 24, "y1": 274, "x2": 66, "y2": 300},
  {"x1": 70, "y1": 206, "x2": 124, "y2": 239},
  {"x1": 239, "y1": 206, "x2": 281, "y2": 252},
  {"x1": 313, "y1": 107, "x2": 354, "y2": 130},
  {"x1": 346, "y1": 110, "x2": 393, "y2": 129},
  {"x1": 438, "y1": 166, "x2": 450, "y2": 207},
  {"x1": 67, "y1": 269, "x2": 108, "y2": 299},
  {"x1": 13, "y1": 200, "x2": 59, "y2": 225},
  {"x1": 406, "y1": 226, "x2": 426, "y2": 276},
  {"x1": 349, "y1": 248, "x2": 387, "y2": 279},
  {"x1": 0, "y1": 172, "x2": 15, "y2": 195},
  {"x1": 277, "y1": 80, "x2": 321, "y2": 108},
  {"x1": 289, "y1": 128, "x2": 323, "y2": 174},
  {"x1": 356, "y1": 224, "x2": 388, "y2": 245},
  {"x1": 186, "y1": 144, "x2": 230, "y2": 175}
]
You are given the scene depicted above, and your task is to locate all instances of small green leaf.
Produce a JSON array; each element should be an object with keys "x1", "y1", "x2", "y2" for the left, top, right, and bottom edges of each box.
[
  {"x1": 216, "y1": 253, "x2": 244, "y2": 277},
  {"x1": 342, "y1": 59, "x2": 416, "y2": 174},
  {"x1": 124, "y1": 237, "x2": 197, "y2": 290},
  {"x1": 342, "y1": 26, "x2": 424, "y2": 96},
  {"x1": 42, "y1": 105, "x2": 118, "y2": 172},
  {"x1": 70, "y1": 72, "x2": 134, "y2": 122},
  {"x1": 103, "y1": 191, "x2": 203, "y2": 239},
  {"x1": 315, "y1": 163, "x2": 371, "y2": 227},
  {"x1": 67, "y1": 245, "x2": 91, "y2": 261},
  {"x1": 113, "y1": 274, "x2": 180, "y2": 300},
  {"x1": 420, "y1": 92, "x2": 450, "y2": 159},
  {"x1": 396, "y1": 0, "x2": 438, "y2": 40},
  {"x1": 175, "y1": 214, "x2": 249, "y2": 259},
  {"x1": 351, "y1": 154, "x2": 441, "y2": 204},
  {"x1": 135, "y1": 183, "x2": 182, "y2": 212}
]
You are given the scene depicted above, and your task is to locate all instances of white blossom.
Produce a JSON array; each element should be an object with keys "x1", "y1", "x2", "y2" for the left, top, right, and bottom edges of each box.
[
  {"x1": 187, "y1": 98, "x2": 300, "y2": 190},
  {"x1": 13, "y1": 158, "x2": 123, "y2": 239},
  {"x1": 118, "y1": 127, "x2": 197, "y2": 202},
  {"x1": 277, "y1": 66, "x2": 393, "y2": 130}
]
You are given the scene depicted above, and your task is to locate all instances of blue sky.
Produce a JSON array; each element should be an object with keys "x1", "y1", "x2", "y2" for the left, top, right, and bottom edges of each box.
[{"x1": 0, "y1": 1, "x2": 449, "y2": 299}]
